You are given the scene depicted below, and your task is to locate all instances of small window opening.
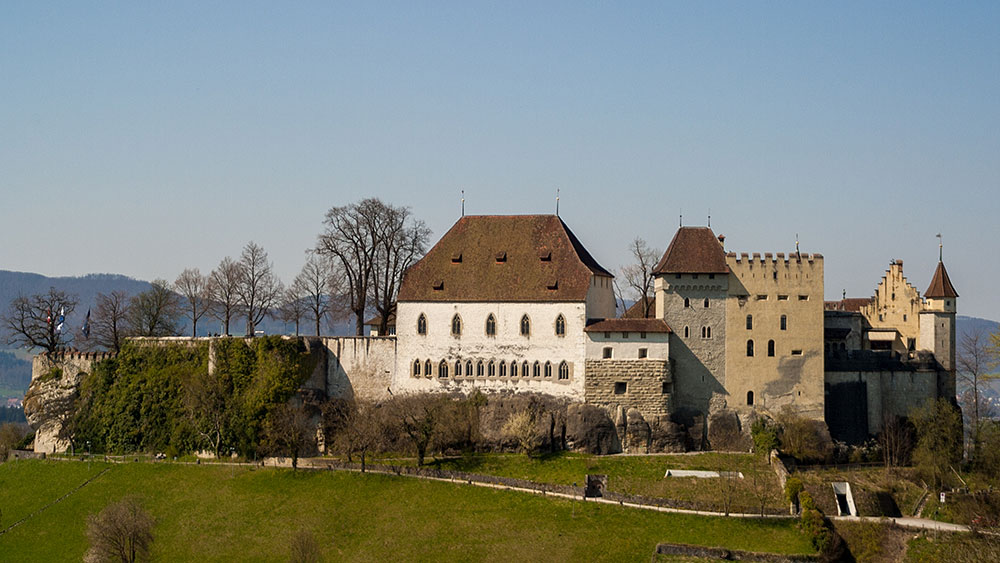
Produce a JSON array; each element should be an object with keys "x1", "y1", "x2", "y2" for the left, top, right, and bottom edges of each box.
[
  {"x1": 614, "y1": 382, "x2": 627, "y2": 395},
  {"x1": 746, "y1": 314, "x2": 753, "y2": 330},
  {"x1": 747, "y1": 340, "x2": 755, "y2": 357},
  {"x1": 767, "y1": 340, "x2": 775, "y2": 357},
  {"x1": 638, "y1": 348, "x2": 648, "y2": 359},
  {"x1": 602, "y1": 347, "x2": 613, "y2": 359},
  {"x1": 780, "y1": 315, "x2": 787, "y2": 331},
  {"x1": 747, "y1": 390, "x2": 754, "y2": 405}
]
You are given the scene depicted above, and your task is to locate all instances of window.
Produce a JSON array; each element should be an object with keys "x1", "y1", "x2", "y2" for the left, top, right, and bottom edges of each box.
[
  {"x1": 701, "y1": 326, "x2": 711, "y2": 339},
  {"x1": 798, "y1": 295, "x2": 809, "y2": 301},
  {"x1": 747, "y1": 391, "x2": 754, "y2": 406},
  {"x1": 451, "y1": 314, "x2": 462, "y2": 336},
  {"x1": 614, "y1": 382, "x2": 627, "y2": 395},
  {"x1": 661, "y1": 382, "x2": 670, "y2": 394},
  {"x1": 424, "y1": 359, "x2": 432, "y2": 376},
  {"x1": 791, "y1": 350, "x2": 802, "y2": 356},
  {"x1": 684, "y1": 326, "x2": 689, "y2": 338},
  {"x1": 703, "y1": 298, "x2": 710, "y2": 308},
  {"x1": 684, "y1": 298, "x2": 690, "y2": 308},
  {"x1": 675, "y1": 274, "x2": 682, "y2": 279},
  {"x1": 756, "y1": 294, "x2": 767, "y2": 301},
  {"x1": 455, "y1": 360, "x2": 463, "y2": 376},
  {"x1": 778, "y1": 295, "x2": 788, "y2": 301},
  {"x1": 499, "y1": 361, "x2": 507, "y2": 377},
  {"x1": 604, "y1": 331, "x2": 610, "y2": 338},
  {"x1": 520, "y1": 315, "x2": 531, "y2": 336},
  {"x1": 488, "y1": 361, "x2": 495, "y2": 377},
  {"x1": 640, "y1": 331, "x2": 646, "y2": 339},
  {"x1": 417, "y1": 314, "x2": 427, "y2": 335},
  {"x1": 439, "y1": 360, "x2": 448, "y2": 378},
  {"x1": 622, "y1": 332, "x2": 629, "y2": 339},
  {"x1": 466, "y1": 360, "x2": 473, "y2": 376},
  {"x1": 746, "y1": 314, "x2": 753, "y2": 330},
  {"x1": 903, "y1": 314, "x2": 907, "y2": 322},
  {"x1": 522, "y1": 361, "x2": 529, "y2": 377},
  {"x1": 413, "y1": 360, "x2": 421, "y2": 376},
  {"x1": 780, "y1": 315, "x2": 787, "y2": 331},
  {"x1": 602, "y1": 347, "x2": 613, "y2": 359},
  {"x1": 511, "y1": 361, "x2": 518, "y2": 377},
  {"x1": 708, "y1": 274, "x2": 715, "y2": 279},
  {"x1": 532, "y1": 362, "x2": 541, "y2": 377},
  {"x1": 485, "y1": 314, "x2": 496, "y2": 336},
  {"x1": 544, "y1": 361, "x2": 552, "y2": 377},
  {"x1": 558, "y1": 361, "x2": 569, "y2": 380},
  {"x1": 638, "y1": 348, "x2": 648, "y2": 359},
  {"x1": 747, "y1": 340, "x2": 755, "y2": 357},
  {"x1": 555, "y1": 314, "x2": 566, "y2": 336},
  {"x1": 476, "y1": 361, "x2": 484, "y2": 376},
  {"x1": 767, "y1": 340, "x2": 775, "y2": 357}
]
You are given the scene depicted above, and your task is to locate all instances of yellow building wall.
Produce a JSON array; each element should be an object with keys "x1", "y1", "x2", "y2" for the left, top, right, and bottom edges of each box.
[
  {"x1": 859, "y1": 261, "x2": 923, "y2": 352},
  {"x1": 724, "y1": 252, "x2": 825, "y2": 420}
]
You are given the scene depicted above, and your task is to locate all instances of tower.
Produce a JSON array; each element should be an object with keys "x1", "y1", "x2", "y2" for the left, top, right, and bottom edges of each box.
[{"x1": 919, "y1": 260, "x2": 958, "y2": 400}]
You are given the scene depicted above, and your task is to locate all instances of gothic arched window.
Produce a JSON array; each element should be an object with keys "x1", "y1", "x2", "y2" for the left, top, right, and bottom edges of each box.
[
  {"x1": 555, "y1": 314, "x2": 566, "y2": 336},
  {"x1": 747, "y1": 340, "x2": 755, "y2": 357},
  {"x1": 768, "y1": 340, "x2": 775, "y2": 357},
  {"x1": 544, "y1": 361, "x2": 552, "y2": 377},
  {"x1": 417, "y1": 314, "x2": 427, "y2": 335},
  {"x1": 558, "y1": 361, "x2": 569, "y2": 380},
  {"x1": 520, "y1": 315, "x2": 531, "y2": 336},
  {"x1": 451, "y1": 314, "x2": 462, "y2": 336},
  {"x1": 485, "y1": 314, "x2": 497, "y2": 336},
  {"x1": 438, "y1": 360, "x2": 448, "y2": 378}
]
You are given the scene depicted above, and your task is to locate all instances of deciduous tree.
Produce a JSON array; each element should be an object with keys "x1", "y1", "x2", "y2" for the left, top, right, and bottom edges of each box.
[
  {"x1": 370, "y1": 205, "x2": 429, "y2": 336},
  {"x1": 208, "y1": 257, "x2": 242, "y2": 335},
  {"x1": 236, "y1": 242, "x2": 283, "y2": 336},
  {"x1": 292, "y1": 254, "x2": 332, "y2": 336},
  {"x1": 332, "y1": 399, "x2": 385, "y2": 472},
  {"x1": 85, "y1": 496, "x2": 154, "y2": 563},
  {"x1": 127, "y1": 280, "x2": 180, "y2": 337},
  {"x1": 502, "y1": 409, "x2": 538, "y2": 455},
  {"x1": 1, "y1": 287, "x2": 78, "y2": 352},
  {"x1": 959, "y1": 326, "x2": 1000, "y2": 461},
  {"x1": 91, "y1": 291, "x2": 131, "y2": 352},
  {"x1": 274, "y1": 287, "x2": 308, "y2": 337},
  {"x1": 174, "y1": 268, "x2": 210, "y2": 338},
  {"x1": 262, "y1": 403, "x2": 316, "y2": 470},
  {"x1": 911, "y1": 398, "x2": 963, "y2": 489},
  {"x1": 618, "y1": 238, "x2": 660, "y2": 318}
]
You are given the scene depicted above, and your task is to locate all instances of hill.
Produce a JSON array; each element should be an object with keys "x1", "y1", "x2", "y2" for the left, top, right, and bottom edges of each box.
[{"x1": 0, "y1": 459, "x2": 814, "y2": 561}]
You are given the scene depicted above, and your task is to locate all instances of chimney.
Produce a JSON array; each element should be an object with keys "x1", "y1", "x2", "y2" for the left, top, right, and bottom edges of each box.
[{"x1": 717, "y1": 234, "x2": 725, "y2": 248}]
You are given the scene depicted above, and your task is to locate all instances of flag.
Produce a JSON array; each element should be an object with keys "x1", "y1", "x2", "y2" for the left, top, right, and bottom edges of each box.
[
  {"x1": 82, "y1": 309, "x2": 91, "y2": 339},
  {"x1": 56, "y1": 307, "x2": 65, "y2": 333}
]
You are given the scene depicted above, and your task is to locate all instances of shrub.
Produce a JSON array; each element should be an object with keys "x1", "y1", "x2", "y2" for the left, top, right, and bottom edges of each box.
[
  {"x1": 785, "y1": 477, "x2": 804, "y2": 509},
  {"x1": 750, "y1": 417, "x2": 778, "y2": 457},
  {"x1": 85, "y1": 496, "x2": 154, "y2": 563}
]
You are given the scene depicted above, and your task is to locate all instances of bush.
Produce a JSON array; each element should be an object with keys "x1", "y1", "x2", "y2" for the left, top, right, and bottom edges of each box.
[
  {"x1": 85, "y1": 496, "x2": 154, "y2": 563},
  {"x1": 785, "y1": 477, "x2": 803, "y2": 509},
  {"x1": 750, "y1": 417, "x2": 778, "y2": 457},
  {"x1": 776, "y1": 410, "x2": 832, "y2": 464}
]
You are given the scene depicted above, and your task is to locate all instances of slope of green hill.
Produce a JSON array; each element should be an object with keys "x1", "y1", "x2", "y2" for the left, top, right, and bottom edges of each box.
[{"x1": 0, "y1": 460, "x2": 815, "y2": 561}]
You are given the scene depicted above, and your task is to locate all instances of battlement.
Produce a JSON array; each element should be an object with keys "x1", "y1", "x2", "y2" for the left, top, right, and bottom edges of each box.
[
  {"x1": 37, "y1": 349, "x2": 117, "y2": 362},
  {"x1": 726, "y1": 251, "x2": 823, "y2": 265}
]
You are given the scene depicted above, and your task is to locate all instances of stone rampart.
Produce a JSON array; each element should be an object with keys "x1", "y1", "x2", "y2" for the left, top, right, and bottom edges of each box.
[
  {"x1": 323, "y1": 337, "x2": 396, "y2": 402},
  {"x1": 584, "y1": 359, "x2": 671, "y2": 419}
]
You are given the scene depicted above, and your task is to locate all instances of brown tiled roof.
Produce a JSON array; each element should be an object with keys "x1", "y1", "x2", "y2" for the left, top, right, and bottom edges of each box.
[
  {"x1": 652, "y1": 227, "x2": 729, "y2": 274},
  {"x1": 397, "y1": 215, "x2": 612, "y2": 302},
  {"x1": 924, "y1": 261, "x2": 958, "y2": 298},
  {"x1": 584, "y1": 318, "x2": 671, "y2": 333},
  {"x1": 824, "y1": 298, "x2": 872, "y2": 312},
  {"x1": 364, "y1": 308, "x2": 396, "y2": 327},
  {"x1": 622, "y1": 297, "x2": 656, "y2": 318}
]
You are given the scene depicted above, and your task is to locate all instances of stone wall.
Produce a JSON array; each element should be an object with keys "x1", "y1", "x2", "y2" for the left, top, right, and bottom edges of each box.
[
  {"x1": 825, "y1": 368, "x2": 941, "y2": 442},
  {"x1": 584, "y1": 359, "x2": 671, "y2": 419},
  {"x1": 323, "y1": 337, "x2": 396, "y2": 402},
  {"x1": 24, "y1": 351, "x2": 113, "y2": 454}
]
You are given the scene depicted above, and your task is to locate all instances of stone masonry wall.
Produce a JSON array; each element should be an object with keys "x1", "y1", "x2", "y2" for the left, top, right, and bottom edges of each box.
[
  {"x1": 25, "y1": 351, "x2": 114, "y2": 454},
  {"x1": 584, "y1": 359, "x2": 671, "y2": 419},
  {"x1": 324, "y1": 337, "x2": 396, "y2": 402}
]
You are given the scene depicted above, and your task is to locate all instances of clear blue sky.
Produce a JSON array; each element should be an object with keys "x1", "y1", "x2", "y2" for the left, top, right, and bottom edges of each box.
[{"x1": 2, "y1": 2, "x2": 998, "y2": 319}]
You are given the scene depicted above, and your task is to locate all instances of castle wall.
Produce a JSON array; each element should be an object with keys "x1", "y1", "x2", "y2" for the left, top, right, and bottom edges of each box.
[
  {"x1": 25, "y1": 352, "x2": 113, "y2": 454},
  {"x1": 656, "y1": 274, "x2": 727, "y2": 421},
  {"x1": 585, "y1": 331, "x2": 669, "y2": 360},
  {"x1": 826, "y1": 369, "x2": 940, "y2": 439},
  {"x1": 323, "y1": 337, "x2": 396, "y2": 402},
  {"x1": 725, "y1": 253, "x2": 824, "y2": 420},
  {"x1": 584, "y1": 359, "x2": 671, "y2": 419},
  {"x1": 393, "y1": 301, "x2": 587, "y2": 399}
]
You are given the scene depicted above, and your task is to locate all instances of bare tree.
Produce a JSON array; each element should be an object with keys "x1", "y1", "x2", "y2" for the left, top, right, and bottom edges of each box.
[
  {"x1": 208, "y1": 257, "x2": 242, "y2": 335},
  {"x1": 389, "y1": 394, "x2": 447, "y2": 466},
  {"x1": 174, "y1": 268, "x2": 210, "y2": 338},
  {"x1": 370, "y1": 205, "x2": 430, "y2": 336},
  {"x1": 502, "y1": 410, "x2": 539, "y2": 455},
  {"x1": 747, "y1": 463, "x2": 779, "y2": 516},
  {"x1": 2, "y1": 288, "x2": 78, "y2": 352},
  {"x1": 262, "y1": 403, "x2": 316, "y2": 470},
  {"x1": 274, "y1": 286, "x2": 308, "y2": 337},
  {"x1": 293, "y1": 254, "x2": 332, "y2": 336},
  {"x1": 618, "y1": 238, "x2": 660, "y2": 318},
  {"x1": 91, "y1": 291, "x2": 132, "y2": 352},
  {"x1": 127, "y1": 280, "x2": 180, "y2": 337},
  {"x1": 333, "y1": 399, "x2": 385, "y2": 472},
  {"x1": 85, "y1": 496, "x2": 154, "y2": 563},
  {"x1": 316, "y1": 200, "x2": 380, "y2": 335},
  {"x1": 184, "y1": 369, "x2": 230, "y2": 458},
  {"x1": 960, "y1": 326, "x2": 999, "y2": 461},
  {"x1": 289, "y1": 529, "x2": 322, "y2": 563},
  {"x1": 235, "y1": 242, "x2": 283, "y2": 337},
  {"x1": 716, "y1": 458, "x2": 742, "y2": 516},
  {"x1": 878, "y1": 414, "x2": 914, "y2": 469}
]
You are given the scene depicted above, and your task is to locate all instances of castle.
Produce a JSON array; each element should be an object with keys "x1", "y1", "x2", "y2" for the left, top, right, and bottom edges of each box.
[
  {"x1": 26, "y1": 213, "x2": 958, "y2": 453},
  {"x1": 390, "y1": 214, "x2": 956, "y2": 446}
]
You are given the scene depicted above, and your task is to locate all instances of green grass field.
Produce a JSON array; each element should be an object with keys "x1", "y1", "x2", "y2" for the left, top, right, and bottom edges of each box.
[
  {"x1": 385, "y1": 451, "x2": 786, "y2": 513},
  {"x1": 0, "y1": 459, "x2": 815, "y2": 561}
]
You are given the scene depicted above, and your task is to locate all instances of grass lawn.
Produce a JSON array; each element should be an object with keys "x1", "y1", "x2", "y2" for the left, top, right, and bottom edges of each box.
[
  {"x1": 380, "y1": 451, "x2": 786, "y2": 513},
  {"x1": 0, "y1": 459, "x2": 815, "y2": 561}
]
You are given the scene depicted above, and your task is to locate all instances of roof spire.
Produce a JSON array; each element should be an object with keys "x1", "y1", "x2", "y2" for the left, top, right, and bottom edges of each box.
[
  {"x1": 679, "y1": 209, "x2": 683, "y2": 227},
  {"x1": 461, "y1": 190, "x2": 465, "y2": 217},
  {"x1": 708, "y1": 208, "x2": 711, "y2": 228},
  {"x1": 936, "y1": 233, "x2": 942, "y2": 262},
  {"x1": 556, "y1": 188, "x2": 560, "y2": 216}
]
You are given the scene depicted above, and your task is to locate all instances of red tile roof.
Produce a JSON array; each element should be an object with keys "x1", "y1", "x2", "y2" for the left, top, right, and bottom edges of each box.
[
  {"x1": 397, "y1": 215, "x2": 612, "y2": 302},
  {"x1": 622, "y1": 297, "x2": 656, "y2": 318},
  {"x1": 652, "y1": 227, "x2": 729, "y2": 275},
  {"x1": 824, "y1": 298, "x2": 872, "y2": 312},
  {"x1": 584, "y1": 318, "x2": 671, "y2": 333},
  {"x1": 924, "y1": 261, "x2": 958, "y2": 298}
]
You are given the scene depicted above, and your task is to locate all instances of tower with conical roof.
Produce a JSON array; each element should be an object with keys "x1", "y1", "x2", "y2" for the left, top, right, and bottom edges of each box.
[{"x1": 918, "y1": 257, "x2": 958, "y2": 400}]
